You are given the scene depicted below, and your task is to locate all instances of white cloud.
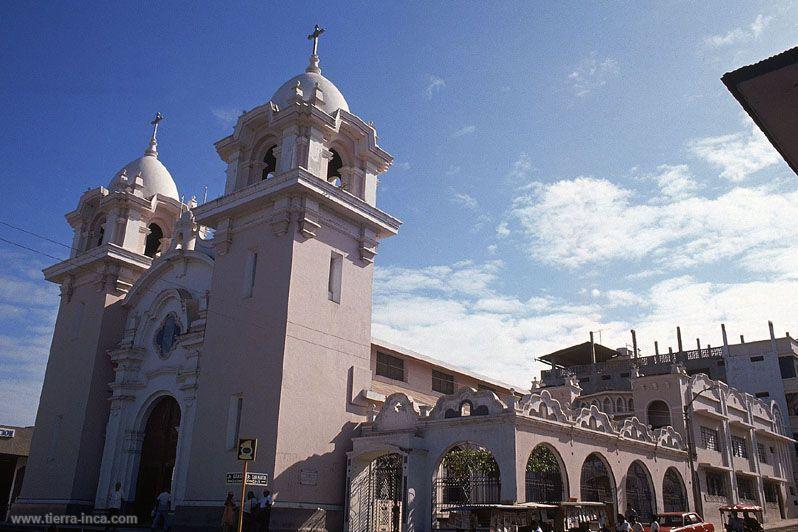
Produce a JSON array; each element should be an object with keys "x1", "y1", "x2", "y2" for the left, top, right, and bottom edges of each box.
[
  {"x1": 568, "y1": 52, "x2": 619, "y2": 97},
  {"x1": 452, "y1": 125, "x2": 476, "y2": 138},
  {"x1": 424, "y1": 75, "x2": 446, "y2": 99},
  {"x1": 505, "y1": 173, "x2": 798, "y2": 271},
  {"x1": 704, "y1": 14, "x2": 772, "y2": 48},
  {"x1": 689, "y1": 123, "x2": 781, "y2": 181},
  {"x1": 507, "y1": 153, "x2": 534, "y2": 183},
  {"x1": 450, "y1": 190, "x2": 479, "y2": 210},
  {"x1": 645, "y1": 164, "x2": 700, "y2": 201},
  {"x1": 211, "y1": 107, "x2": 242, "y2": 128}
]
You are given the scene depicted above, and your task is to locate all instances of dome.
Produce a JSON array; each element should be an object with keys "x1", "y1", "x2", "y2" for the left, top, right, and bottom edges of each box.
[
  {"x1": 109, "y1": 151, "x2": 179, "y2": 201},
  {"x1": 270, "y1": 70, "x2": 350, "y2": 115}
]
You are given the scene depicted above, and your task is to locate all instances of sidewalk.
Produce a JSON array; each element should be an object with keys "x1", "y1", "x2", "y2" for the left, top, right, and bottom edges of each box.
[{"x1": 765, "y1": 518, "x2": 798, "y2": 531}]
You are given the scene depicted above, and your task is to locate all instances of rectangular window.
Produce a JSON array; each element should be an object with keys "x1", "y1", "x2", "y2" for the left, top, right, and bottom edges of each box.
[
  {"x1": 226, "y1": 395, "x2": 243, "y2": 450},
  {"x1": 601, "y1": 375, "x2": 611, "y2": 381},
  {"x1": 376, "y1": 352, "x2": 404, "y2": 381},
  {"x1": 755, "y1": 392, "x2": 770, "y2": 398},
  {"x1": 579, "y1": 377, "x2": 590, "y2": 384},
  {"x1": 432, "y1": 370, "x2": 455, "y2": 394},
  {"x1": 71, "y1": 301, "x2": 85, "y2": 339},
  {"x1": 706, "y1": 471, "x2": 727, "y2": 497},
  {"x1": 750, "y1": 355, "x2": 764, "y2": 362},
  {"x1": 328, "y1": 252, "x2": 343, "y2": 303},
  {"x1": 737, "y1": 476, "x2": 755, "y2": 501},
  {"x1": 758, "y1": 442, "x2": 768, "y2": 464},
  {"x1": 779, "y1": 356, "x2": 797, "y2": 379},
  {"x1": 731, "y1": 436, "x2": 748, "y2": 458},
  {"x1": 701, "y1": 426, "x2": 721, "y2": 452},
  {"x1": 243, "y1": 251, "x2": 257, "y2": 298},
  {"x1": 47, "y1": 414, "x2": 63, "y2": 462}
]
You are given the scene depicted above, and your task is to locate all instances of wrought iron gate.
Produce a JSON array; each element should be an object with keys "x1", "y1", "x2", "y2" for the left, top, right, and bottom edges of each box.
[{"x1": 350, "y1": 454, "x2": 403, "y2": 532}]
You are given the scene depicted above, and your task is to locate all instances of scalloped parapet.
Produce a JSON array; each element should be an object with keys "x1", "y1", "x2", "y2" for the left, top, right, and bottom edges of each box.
[
  {"x1": 654, "y1": 425, "x2": 685, "y2": 450},
  {"x1": 619, "y1": 417, "x2": 654, "y2": 442},
  {"x1": 372, "y1": 393, "x2": 421, "y2": 432},
  {"x1": 574, "y1": 404, "x2": 617, "y2": 434},
  {"x1": 518, "y1": 389, "x2": 569, "y2": 422},
  {"x1": 427, "y1": 387, "x2": 507, "y2": 420}
]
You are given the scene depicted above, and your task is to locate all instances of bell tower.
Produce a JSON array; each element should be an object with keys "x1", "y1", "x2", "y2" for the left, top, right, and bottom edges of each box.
[
  {"x1": 13, "y1": 117, "x2": 182, "y2": 516},
  {"x1": 180, "y1": 30, "x2": 400, "y2": 530}
]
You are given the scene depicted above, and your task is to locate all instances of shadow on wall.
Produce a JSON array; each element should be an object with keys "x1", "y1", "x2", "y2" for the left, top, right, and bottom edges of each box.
[{"x1": 268, "y1": 422, "x2": 357, "y2": 532}]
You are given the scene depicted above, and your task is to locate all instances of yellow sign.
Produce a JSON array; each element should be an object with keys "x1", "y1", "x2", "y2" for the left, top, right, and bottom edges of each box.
[{"x1": 237, "y1": 438, "x2": 257, "y2": 461}]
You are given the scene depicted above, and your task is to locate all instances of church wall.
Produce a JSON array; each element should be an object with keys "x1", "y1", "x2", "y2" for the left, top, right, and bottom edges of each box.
[
  {"x1": 15, "y1": 281, "x2": 124, "y2": 513},
  {"x1": 270, "y1": 219, "x2": 374, "y2": 510},
  {"x1": 180, "y1": 212, "x2": 295, "y2": 513}
]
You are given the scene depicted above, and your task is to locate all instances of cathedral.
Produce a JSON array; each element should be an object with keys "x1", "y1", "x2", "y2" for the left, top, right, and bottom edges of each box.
[{"x1": 10, "y1": 30, "x2": 798, "y2": 532}]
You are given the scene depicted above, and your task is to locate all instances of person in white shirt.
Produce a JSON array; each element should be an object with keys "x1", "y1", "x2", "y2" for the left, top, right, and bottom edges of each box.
[
  {"x1": 106, "y1": 482, "x2": 123, "y2": 531},
  {"x1": 256, "y1": 490, "x2": 273, "y2": 532},
  {"x1": 531, "y1": 520, "x2": 543, "y2": 532},
  {"x1": 152, "y1": 489, "x2": 171, "y2": 531},
  {"x1": 630, "y1": 516, "x2": 644, "y2": 532},
  {"x1": 649, "y1": 515, "x2": 660, "y2": 532},
  {"x1": 616, "y1": 514, "x2": 631, "y2": 532}
]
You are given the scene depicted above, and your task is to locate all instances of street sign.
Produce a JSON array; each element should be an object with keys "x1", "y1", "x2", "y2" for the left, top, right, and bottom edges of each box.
[
  {"x1": 0, "y1": 428, "x2": 15, "y2": 438},
  {"x1": 226, "y1": 472, "x2": 269, "y2": 486},
  {"x1": 237, "y1": 438, "x2": 257, "y2": 461}
]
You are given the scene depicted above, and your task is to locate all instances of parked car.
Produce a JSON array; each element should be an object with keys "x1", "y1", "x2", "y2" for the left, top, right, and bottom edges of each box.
[{"x1": 645, "y1": 512, "x2": 714, "y2": 532}]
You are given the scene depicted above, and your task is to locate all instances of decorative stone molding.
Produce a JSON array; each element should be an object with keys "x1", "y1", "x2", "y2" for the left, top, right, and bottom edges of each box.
[
  {"x1": 619, "y1": 417, "x2": 654, "y2": 442},
  {"x1": 519, "y1": 390, "x2": 569, "y2": 422},
  {"x1": 373, "y1": 393, "x2": 421, "y2": 432},
  {"x1": 655, "y1": 426, "x2": 685, "y2": 450},
  {"x1": 574, "y1": 405, "x2": 616, "y2": 434},
  {"x1": 428, "y1": 387, "x2": 507, "y2": 420}
]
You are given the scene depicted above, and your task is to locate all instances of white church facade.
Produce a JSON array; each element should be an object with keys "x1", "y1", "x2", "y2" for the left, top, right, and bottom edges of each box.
[{"x1": 11, "y1": 32, "x2": 798, "y2": 531}]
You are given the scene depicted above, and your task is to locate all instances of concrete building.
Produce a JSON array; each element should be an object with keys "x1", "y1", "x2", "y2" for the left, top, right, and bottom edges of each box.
[
  {"x1": 350, "y1": 366, "x2": 794, "y2": 530},
  {"x1": 0, "y1": 426, "x2": 31, "y2": 521}
]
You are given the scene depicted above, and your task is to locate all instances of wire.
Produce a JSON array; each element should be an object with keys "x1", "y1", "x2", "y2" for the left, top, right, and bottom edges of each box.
[
  {"x1": 0, "y1": 220, "x2": 73, "y2": 250},
  {"x1": 0, "y1": 235, "x2": 63, "y2": 261}
]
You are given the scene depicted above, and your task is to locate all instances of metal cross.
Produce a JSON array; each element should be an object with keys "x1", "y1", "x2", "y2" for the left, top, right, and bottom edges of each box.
[
  {"x1": 307, "y1": 24, "x2": 325, "y2": 56},
  {"x1": 150, "y1": 112, "x2": 164, "y2": 140}
]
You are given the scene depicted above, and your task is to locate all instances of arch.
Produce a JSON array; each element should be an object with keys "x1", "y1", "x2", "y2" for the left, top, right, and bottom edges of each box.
[
  {"x1": 580, "y1": 453, "x2": 616, "y2": 508},
  {"x1": 144, "y1": 223, "x2": 163, "y2": 258},
  {"x1": 133, "y1": 395, "x2": 181, "y2": 519},
  {"x1": 625, "y1": 460, "x2": 655, "y2": 522},
  {"x1": 603, "y1": 398, "x2": 612, "y2": 413},
  {"x1": 525, "y1": 444, "x2": 567, "y2": 503},
  {"x1": 327, "y1": 148, "x2": 343, "y2": 186},
  {"x1": 88, "y1": 214, "x2": 106, "y2": 250},
  {"x1": 628, "y1": 398, "x2": 634, "y2": 412},
  {"x1": 616, "y1": 397, "x2": 625, "y2": 412},
  {"x1": 662, "y1": 468, "x2": 687, "y2": 512},
  {"x1": 349, "y1": 453, "x2": 404, "y2": 532},
  {"x1": 431, "y1": 443, "x2": 500, "y2": 525},
  {"x1": 647, "y1": 400, "x2": 671, "y2": 429},
  {"x1": 261, "y1": 145, "x2": 277, "y2": 180}
]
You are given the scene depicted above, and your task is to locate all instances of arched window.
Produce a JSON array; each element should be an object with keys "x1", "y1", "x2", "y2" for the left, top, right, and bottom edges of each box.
[
  {"x1": 526, "y1": 445, "x2": 565, "y2": 503},
  {"x1": 663, "y1": 468, "x2": 687, "y2": 512},
  {"x1": 603, "y1": 398, "x2": 612, "y2": 413},
  {"x1": 580, "y1": 453, "x2": 615, "y2": 506},
  {"x1": 628, "y1": 398, "x2": 634, "y2": 412},
  {"x1": 647, "y1": 400, "x2": 671, "y2": 429},
  {"x1": 144, "y1": 223, "x2": 163, "y2": 258},
  {"x1": 155, "y1": 314, "x2": 181, "y2": 357},
  {"x1": 261, "y1": 145, "x2": 277, "y2": 180},
  {"x1": 625, "y1": 461, "x2": 655, "y2": 522},
  {"x1": 459, "y1": 401, "x2": 472, "y2": 417},
  {"x1": 89, "y1": 215, "x2": 106, "y2": 249},
  {"x1": 327, "y1": 148, "x2": 343, "y2": 187},
  {"x1": 616, "y1": 398, "x2": 625, "y2": 412}
]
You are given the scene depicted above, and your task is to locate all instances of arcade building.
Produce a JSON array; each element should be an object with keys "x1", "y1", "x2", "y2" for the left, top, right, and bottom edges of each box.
[{"x1": 10, "y1": 33, "x2": 798, "y2": 531}]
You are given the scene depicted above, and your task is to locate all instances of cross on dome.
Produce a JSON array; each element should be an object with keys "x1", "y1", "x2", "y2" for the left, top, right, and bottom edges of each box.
[
  {"x1": 306, "y1": 24, "x2": 325, "y2": 74},
  {"x1": 145, "y1": 112, "x2": 164, "y2": 157}
]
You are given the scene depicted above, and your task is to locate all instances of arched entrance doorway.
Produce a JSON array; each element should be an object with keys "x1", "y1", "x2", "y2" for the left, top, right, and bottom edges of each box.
[
  {"x1": 625, "y1": 461, "x2": 654, "y2": 522},
  {"x1": 349, "y1": 453, "x2": 404, "y2": 532},
  {"x1": 432, "y1": 444, "x2": 500, "y2": 527},
  {"x1": 134, "y1": 396, "x2": 181, "y2": 519},
  {"x1": 663, "y1": 468, "x2": 687, "y2": 512},
  {"x1": 580, "y1": 453, "x2": 615, "y2": 509},
  {"x1": 525, "y1": 444, "x2": 566, "y2": 503}
]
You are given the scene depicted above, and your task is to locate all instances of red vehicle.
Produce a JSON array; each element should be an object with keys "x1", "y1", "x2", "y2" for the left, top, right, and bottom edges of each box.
[{"x1": 646, "y1": 512, "x2": 714, "y2": 532}]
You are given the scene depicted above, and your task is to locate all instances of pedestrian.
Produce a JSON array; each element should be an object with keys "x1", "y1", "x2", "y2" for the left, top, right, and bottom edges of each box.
[
  {"x1": 256, "y1": 489, "x2": 273, "y2": 532},
  {"x1": 616, "y1": 513, "x2": 630, "y2": 532},
  {"x1": 151, "y1": 487, "x2": 171, "y2": 531},
  {"x1": 221, "y1": 492, "x2": 236, "y2": 532},
  {"x1": 245, "y1": 490, "x2": 258, "y2": 531},
  {"x1": 650, "y1": 514, "x2": 660, "y2": 532},
  {"x1": 531, "y1": 519, "x2": 543, "y2": 532},
  {"x1": 106, "y1": 482, "x2": 123, "y2": 531},
  {"x1": 630, "y1": 515, "x2": 644, "y2": 532}
]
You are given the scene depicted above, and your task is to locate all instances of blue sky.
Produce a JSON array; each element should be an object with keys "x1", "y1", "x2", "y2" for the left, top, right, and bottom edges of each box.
[{"x1": 2, "y1": 2, "x2": 797, "y2": 425}]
